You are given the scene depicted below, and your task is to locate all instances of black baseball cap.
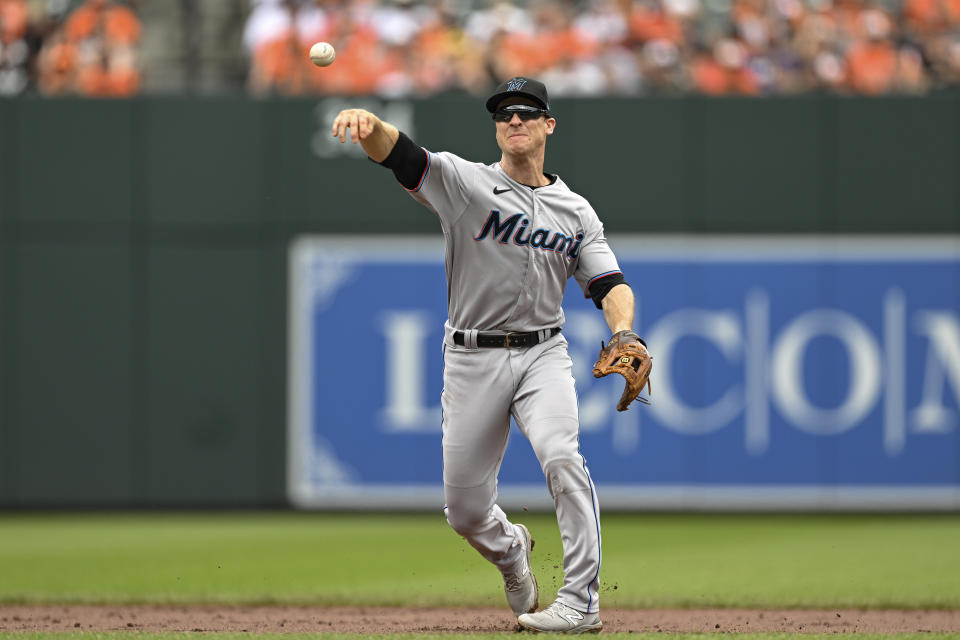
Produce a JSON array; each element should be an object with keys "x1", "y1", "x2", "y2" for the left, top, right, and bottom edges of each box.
[{"x1": 485, "y1": 77, "x2": 551, "y2": 113}]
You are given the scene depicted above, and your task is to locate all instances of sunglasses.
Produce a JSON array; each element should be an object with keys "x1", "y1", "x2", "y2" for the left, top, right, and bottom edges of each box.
[{"x1": 492, "y1": 105, "x2": 550, "y2": 122}]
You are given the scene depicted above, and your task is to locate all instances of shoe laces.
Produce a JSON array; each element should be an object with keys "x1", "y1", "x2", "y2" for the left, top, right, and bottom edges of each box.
[{"x1": 544, "y1": 600, "x2": 573, "y2": 618}]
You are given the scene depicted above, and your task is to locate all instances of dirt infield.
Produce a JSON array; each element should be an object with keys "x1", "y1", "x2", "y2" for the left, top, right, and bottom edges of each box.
[{"x1": 2, "y1": 605, "x2": 960, "y2": 634}]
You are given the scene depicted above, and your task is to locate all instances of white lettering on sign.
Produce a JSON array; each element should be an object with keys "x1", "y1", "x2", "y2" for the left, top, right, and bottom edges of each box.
[
  {"x1": 883, "y1": 289, "x2": 906, "y2": 455},
  {"x1": 378, "y1": 311, "x2": 441, "y2": 432},
  {"x1": 745, "y1": 289, "x2": 770, "y2": 455},
  {"x1": 374, "y1": 288, "x2": 960, "y2": 452},
  {"x1": 646, "y1": 309, "x2": 745, "y2": 434},
  {"x1": 770, "y1": 309, "x2": 881, "y2": 435},
  {"x1": 911, "y1": 310, "x2": 960, "y2": 435}
]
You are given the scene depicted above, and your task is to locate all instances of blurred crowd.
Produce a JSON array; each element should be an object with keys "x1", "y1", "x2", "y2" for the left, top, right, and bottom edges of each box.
[
  {"x1": 0, "y1": 0, "x2": 140, "y2": 96},
  {"x1": 245, "y1": 0, "x2": 960, "y2": 96},
  {"x1": 2, "y1": 0, "x2": 959, "y2": 97}
]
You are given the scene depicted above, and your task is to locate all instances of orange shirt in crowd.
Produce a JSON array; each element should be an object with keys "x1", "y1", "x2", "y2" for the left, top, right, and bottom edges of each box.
[
  {"x1": 903, "y1": 0, "x2": 960, "y2": 32},
  {"x1": 537, "y1": 28, "x2": 598, "y2": 67},
  {"x1": 0, "y1": 0, "x2": 28, "y2": 42},
  {"x1": 846, "y1": 40, "x2": 897, "y2": 94},
  {"x1": 36, "y1": 0, "x2": 142, "y2": 96},
  {"x1": 310, "y1": 29, "x2": 389, "y2": 94},
  {"x1": 38, "y1": 36, "x2": 77, "y2": 93},
  {"x1": 65, "y1": 0, "x2": 141, "y2": 45},
  {"x1": 76, "y1": 60, "x2": 139, "y2": 96},
  {"x1": 692, "y1": 56, "x2": 759, "y2": 94},
  {"x1": 252, "y1": 32, "x2": 312, "y2": 94},
  {"x1": 251, "y1": 24, "x2": 392, "y2": 95},
  {"x1": 629, "y1": 6, "x2": 684, "y2": 44}
]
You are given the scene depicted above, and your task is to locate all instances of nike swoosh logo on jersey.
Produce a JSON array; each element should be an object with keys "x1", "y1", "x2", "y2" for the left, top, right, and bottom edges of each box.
[{"x1": 493, "y1": 186, "x2": 513, "y2": 195}]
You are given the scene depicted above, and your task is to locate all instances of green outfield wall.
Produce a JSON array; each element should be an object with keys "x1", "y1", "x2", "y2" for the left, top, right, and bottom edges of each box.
[{"x1": 0, "y1": 95, "x2": 957, "y2": 506}]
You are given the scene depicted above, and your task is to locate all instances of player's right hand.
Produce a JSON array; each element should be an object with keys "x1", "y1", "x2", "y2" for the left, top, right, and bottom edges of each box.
[{"x1": 331, "y1": 108, "x2": 381, "y2": 144}]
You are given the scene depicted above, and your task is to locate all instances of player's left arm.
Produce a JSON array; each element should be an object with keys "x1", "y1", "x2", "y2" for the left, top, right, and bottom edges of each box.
[
  {"x1": 577, "y1": 218, "x2": 652, "y2": 408},
  {"x1": 574, "y1": 208, "x2": 638, "y2": 331},
  {"x1": 592, "y1": 281, "x2": 652, "y2": 410},
  {"x1": 599, "y1": 283, "x2": 634, "y2": 333}
]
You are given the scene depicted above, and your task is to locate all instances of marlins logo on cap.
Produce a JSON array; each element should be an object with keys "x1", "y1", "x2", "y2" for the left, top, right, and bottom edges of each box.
[
  {"x1": 485, "y1": 77, "x2": 551, "y2": 113},
  {"x1": 507, "y1": 78, "x2": 528, "y2": 92}
]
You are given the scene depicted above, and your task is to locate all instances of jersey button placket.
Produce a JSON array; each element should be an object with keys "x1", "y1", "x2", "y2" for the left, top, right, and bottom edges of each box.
[
  {"x1": 522, "y1": 191, "x2": 539, "y2": 312},
  {"x1": 504, "y1": 188, "x2": 536, "y2": 328}
]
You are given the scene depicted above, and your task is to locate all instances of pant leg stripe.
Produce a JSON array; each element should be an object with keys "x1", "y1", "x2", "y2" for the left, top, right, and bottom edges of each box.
[{"x1": 581, "y1": 454, "x2": 602, "y2": 613}]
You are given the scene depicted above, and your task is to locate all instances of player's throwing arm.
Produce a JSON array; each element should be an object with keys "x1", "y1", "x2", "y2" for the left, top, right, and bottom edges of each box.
[{"x1": 331, "y1": 108, "x2": 399, "y2": 163}]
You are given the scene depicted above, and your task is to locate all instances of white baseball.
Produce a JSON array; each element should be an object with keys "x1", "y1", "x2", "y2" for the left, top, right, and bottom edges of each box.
[{"x1": 309, "y1": 42, "x2": 336, "y2": 67}]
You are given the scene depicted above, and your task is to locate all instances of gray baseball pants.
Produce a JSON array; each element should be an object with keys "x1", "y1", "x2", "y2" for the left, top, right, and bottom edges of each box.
[{"x1": 440, "y1": 326, "x2": 602, "y2": 614}]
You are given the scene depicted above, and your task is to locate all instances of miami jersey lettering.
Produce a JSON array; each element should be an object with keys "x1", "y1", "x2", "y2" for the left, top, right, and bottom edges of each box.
[
  {"x1": 474, "y1": 210, "x2": 584, "y2": 259},
  {"x1": 407, "y1": 150, "x2": 621, "y2": 332}
]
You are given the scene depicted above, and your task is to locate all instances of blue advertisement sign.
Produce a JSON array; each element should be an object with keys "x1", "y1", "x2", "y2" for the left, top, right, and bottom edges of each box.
[{"x1": 288, "y1": 236, "x2": 960, "y2": 510}]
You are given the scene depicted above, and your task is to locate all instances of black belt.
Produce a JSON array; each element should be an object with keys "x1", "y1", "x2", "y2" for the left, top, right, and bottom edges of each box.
[{"x1": 453, "y1": 327, "x2": 561, "y2": 349}]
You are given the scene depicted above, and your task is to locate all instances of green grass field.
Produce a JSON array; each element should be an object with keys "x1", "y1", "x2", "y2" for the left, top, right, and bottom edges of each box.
[{"x1": 1, "y1": 511, "x2": 959, "y2": 638}]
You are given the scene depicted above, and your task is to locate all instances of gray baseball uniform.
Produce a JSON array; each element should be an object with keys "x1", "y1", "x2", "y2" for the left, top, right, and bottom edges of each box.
[{"x1": 406, "y1": 150, "x2": 621, "y2": 614}]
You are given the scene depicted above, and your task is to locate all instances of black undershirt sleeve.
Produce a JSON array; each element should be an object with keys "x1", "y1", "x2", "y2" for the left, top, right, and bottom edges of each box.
[
  {"x1": 588, "y1": 272, "x2": 628, "y2": 309},
  {"x1": 370, "y1": 131, "x2": 427, "y2": 191}
]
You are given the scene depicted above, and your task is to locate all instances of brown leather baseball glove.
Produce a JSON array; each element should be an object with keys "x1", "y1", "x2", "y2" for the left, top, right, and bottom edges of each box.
[{"x1": 592, "y1": 330, "x2": 652, "y2": 411}]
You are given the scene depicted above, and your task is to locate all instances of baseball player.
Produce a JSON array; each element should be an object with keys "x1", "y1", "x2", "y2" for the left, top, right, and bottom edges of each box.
[{"x1": 331, "y1": 77, "x2": 649, "y2": 634}]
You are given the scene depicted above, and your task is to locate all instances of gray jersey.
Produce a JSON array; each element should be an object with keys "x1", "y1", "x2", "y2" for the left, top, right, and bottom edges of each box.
[
  {"x1": 406, "y1": 147, "x2": 609, "y2": 617},
  {"x1": 408, "y1": 151, "x2": 621, "y2": 332}
]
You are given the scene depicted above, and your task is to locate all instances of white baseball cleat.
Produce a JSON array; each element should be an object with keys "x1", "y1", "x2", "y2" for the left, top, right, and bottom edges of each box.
[
  {"x1": 503, "y1": 523, "x2": 538, "y2": 616},
  {"x1": 517, "y1": 600, "x2": 602, "y2": 634}
]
